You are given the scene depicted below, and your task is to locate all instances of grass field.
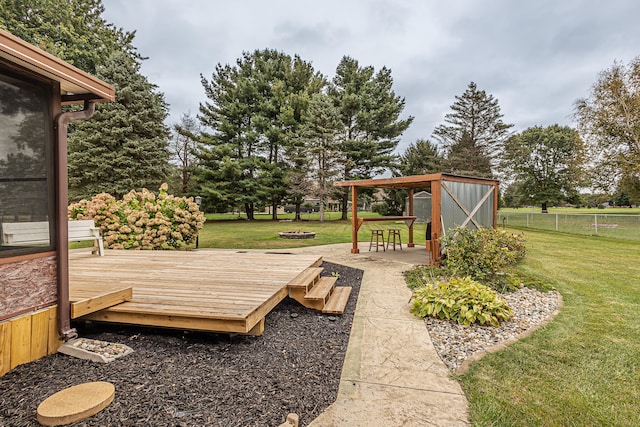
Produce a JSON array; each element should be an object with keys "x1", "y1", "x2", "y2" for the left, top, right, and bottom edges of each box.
[
  {"x1": 459, "y1": 228, "x2": 640, "y2": 426},
  {"x1": 499, "y1": 209, "x2": 640, "y2": 241},
  {"x1": 197, "y1": 215, "x2": 427, "y2": 249}
]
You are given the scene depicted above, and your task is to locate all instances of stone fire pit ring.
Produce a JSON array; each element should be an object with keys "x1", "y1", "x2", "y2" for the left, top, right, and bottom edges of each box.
[{"x1": 278, "y1": 231, "x2": 316, "y2": 239}]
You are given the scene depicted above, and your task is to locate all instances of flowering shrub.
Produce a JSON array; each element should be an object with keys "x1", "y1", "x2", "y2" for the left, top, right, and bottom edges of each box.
[
  {"x1": 440, "y1": 227, "x2": 526, "y2": 291},
  {"x1": 410, "y1": 276, "x2": 512, "y2": 327},
  {"x1": 68, "y1": 184, "x2": 205, "y2": 250}
]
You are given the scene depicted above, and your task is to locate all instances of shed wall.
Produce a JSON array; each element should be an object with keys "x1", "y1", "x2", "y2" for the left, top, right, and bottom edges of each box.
[{"x1": 441, "y1": 180, "x2": 495, "y2": 232}]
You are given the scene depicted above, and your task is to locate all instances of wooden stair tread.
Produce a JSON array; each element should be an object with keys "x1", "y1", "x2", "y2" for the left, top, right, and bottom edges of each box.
[
  {"x1": 287, "y1": 267, "x2": 324, "y2": 289},
  {"x1": 69, "y1": 286, "x2": 133, "y2": 319},
  {"x1": 322, "y1": 286, "x2": 352, "y2": 314},
  {"x1": 305, "y1": 276, "x2": 336, "y2": 300}
]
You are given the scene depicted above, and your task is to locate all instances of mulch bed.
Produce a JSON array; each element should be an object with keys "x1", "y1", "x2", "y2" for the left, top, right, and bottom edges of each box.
[{"x1": 0, "y1": 261, "x2": 363, "y2": 427}]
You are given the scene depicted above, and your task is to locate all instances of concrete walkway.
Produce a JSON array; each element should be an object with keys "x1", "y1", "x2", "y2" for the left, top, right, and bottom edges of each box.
[{"x1": 287, "y1": 243, "x2": 469, "y2": 427}]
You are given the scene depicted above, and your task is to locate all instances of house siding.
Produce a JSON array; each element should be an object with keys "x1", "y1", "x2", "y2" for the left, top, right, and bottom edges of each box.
[{"x1": 0, "y1": 256, "x2": 57, "y2": 321}]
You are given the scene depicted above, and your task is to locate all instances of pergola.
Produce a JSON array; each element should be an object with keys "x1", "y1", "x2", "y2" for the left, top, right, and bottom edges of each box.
[{"x1": 334, "y1": 173, "x2": 500, "y2": 265}]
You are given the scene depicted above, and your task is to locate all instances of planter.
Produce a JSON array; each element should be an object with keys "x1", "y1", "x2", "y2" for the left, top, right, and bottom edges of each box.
[{"x1": 278, "y1": 231, "x2": 316, "y2": 239}]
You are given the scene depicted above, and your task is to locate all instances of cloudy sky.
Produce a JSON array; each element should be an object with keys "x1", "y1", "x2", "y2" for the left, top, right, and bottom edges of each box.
[{"x1": 102, "y1": 0, "x2": 640, "y2": 154}]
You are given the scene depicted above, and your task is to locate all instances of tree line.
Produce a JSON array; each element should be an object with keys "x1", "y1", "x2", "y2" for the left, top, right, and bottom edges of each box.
[{"x1": 2, "y1": 0, "x2": 638, "y2": 216}]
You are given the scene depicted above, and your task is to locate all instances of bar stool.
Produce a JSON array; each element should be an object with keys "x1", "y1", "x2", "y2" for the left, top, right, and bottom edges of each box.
[
  {"x1": 386, "y1": 228, "x2": 402, "y2": 251},
  {"x1": 369, "y1": 229, "x2": 386, "y2": 252}
]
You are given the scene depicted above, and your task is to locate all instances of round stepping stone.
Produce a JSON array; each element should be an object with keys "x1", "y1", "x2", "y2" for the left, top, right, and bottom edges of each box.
[{"x1": 37, "y1": 381, "x2": 115, "y2": 426}]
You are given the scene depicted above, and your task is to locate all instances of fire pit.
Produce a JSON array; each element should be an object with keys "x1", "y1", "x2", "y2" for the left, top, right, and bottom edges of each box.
[{"x1": 278, "y1": 231, "x2": 316, "y2": 239}]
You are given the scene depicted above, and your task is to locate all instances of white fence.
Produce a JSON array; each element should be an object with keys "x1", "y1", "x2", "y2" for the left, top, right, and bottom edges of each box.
[{"x1": 498, "y1": 211, "x2": 640, "y2": 241}]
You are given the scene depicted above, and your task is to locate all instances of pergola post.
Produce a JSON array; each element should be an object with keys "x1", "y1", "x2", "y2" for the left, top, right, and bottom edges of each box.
[
  {"x1": 407, "y1": 188, "x2": 415, "y2": 247},
  {"x1": 430, "y1": 179, "x2": 442, "y2": 266},
  {"x1": 351, "y1": 185, "x2": 359, "y2": 253}
]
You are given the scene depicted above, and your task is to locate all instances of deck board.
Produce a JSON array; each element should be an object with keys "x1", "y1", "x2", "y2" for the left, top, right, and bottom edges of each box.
[{"x1": 69, "y1": 250, "x2": 322, "y2": 334}]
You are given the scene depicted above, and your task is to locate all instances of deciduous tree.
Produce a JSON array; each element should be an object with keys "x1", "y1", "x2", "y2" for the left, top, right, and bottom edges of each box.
[
  {"x1": 171, "y1": 112, "x2": 202, "y2": 195},
  {"x1": 502, "y1": 125, "x2": 586, "y2": 213},
  {"x1": 575, "y1": 57, "x2": 640, "y2": 192}
]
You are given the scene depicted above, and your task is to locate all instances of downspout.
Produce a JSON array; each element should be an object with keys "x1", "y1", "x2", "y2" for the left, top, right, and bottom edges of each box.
[{"x1": 54, "y1": 100, "x2": 95, "y2": 340}]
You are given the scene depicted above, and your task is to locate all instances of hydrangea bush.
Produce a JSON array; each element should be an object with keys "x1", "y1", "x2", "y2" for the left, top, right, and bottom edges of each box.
[{"x1": 68, "y1": 184, "x2": 205, "y2": 250}]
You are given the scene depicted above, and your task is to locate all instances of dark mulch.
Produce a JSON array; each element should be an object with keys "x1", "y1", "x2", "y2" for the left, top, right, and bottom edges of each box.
[{"x1": 0, "y1": 261, "x2": 363, "y2": 427}]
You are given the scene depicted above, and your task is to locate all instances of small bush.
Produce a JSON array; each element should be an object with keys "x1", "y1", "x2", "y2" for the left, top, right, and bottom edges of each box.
[
  {"x1": 403, "y1": 265, "x2": 449, "y2": 290},
  {"x1": 410, "y1": 276, "x2": 512, "y2": 327},
  {"x1": 440, "y1": 227, "x2": 526, "y2": 291},
  {"x1": 68, "y1": 184, "x2": 205, "y2": 250}
]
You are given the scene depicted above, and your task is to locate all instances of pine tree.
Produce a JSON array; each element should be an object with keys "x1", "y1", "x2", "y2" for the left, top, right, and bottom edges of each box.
[
  {"x1": 330, "y1": 56, "x2": 413, "y2": 219},
  {"x1": 302, "y1": 93, "x2": 343, "y2": 222},
  {"x1": 433, "y1": 82, "x2": 512, "y2": 178},
  {"x1": 196, "y1": 50, "x2": 323, "y2": 219},
  {"x1": 0, "y1": 0, "x2": 138, "y2": 74},
  {"x1": 398, "y1": 139, "x2": 444, "y2": 176},
  {"x1": 68, "y1": 52, "x2": 170, "y2": 200}
]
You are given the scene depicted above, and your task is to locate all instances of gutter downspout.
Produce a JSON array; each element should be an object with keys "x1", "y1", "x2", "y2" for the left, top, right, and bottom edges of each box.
[{"x1": 54, "y1": 100, "x2": 95, "y2": 340}]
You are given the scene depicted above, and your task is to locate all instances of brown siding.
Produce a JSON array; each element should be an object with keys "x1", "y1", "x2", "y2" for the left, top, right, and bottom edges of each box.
[{"x1": 0, "y1": 256, "x2": 57, "y2": 321}]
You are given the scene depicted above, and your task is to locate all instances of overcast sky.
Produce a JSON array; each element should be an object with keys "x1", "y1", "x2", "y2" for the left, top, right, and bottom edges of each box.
[{"x1": 102, "y1": 0, "x2": 640, "y2": 154}]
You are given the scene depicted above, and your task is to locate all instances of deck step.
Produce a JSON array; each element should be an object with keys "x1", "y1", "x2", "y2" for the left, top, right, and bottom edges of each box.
[
  {"x1": 304, "y1": 276, "x2": 336, "y2": 301},
  {"x1": 287, "y1": 267, "x2": 324, "y2": 290},
  {"x1": 322, "y1": 286, "x2": 352, "y2": 314},
  {"x1": 69, "y1": 286, "x2": 133, "y2": 319}
]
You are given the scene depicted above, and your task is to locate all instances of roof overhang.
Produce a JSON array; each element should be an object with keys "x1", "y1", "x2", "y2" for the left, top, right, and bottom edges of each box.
[
  {"x1": 334, "y1": 173, "x2": 499, "y2": 189},
  {"x1": 0, "y1": 29, "x2": 115, "y2": 103}
]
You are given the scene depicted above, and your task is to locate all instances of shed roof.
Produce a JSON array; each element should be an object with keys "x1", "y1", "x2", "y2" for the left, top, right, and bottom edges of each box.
[
  {"x1": 0, "y1": 29, "x2": 115, "y2": 103},
  {"x1": 334, "y1": 172, "x2": 499, "y2": 189}
]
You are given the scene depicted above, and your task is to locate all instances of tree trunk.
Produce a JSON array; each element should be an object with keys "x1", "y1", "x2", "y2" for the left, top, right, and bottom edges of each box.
[
  {"x1": 245, "y1": 202, "x2": 255, "y2": 220},
  {"x1": 271, "y1": 200, "x2": 278, "y2": 220},
  {"x1": 295, "y1": 204, "x2": 301, "y2": 221},
  {"x1": 541, "y1": 202, "x2": 548, "y2": 213},
  {"x1": 341, "y1": 189, "x2": 349, "y2": 220}
]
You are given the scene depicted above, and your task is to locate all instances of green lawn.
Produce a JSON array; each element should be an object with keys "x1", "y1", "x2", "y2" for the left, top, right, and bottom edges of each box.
[
  {"x1": 197, "y1": 215, "x2": 427, "y2": 249},
  {"x1": 458, "y1": 228, "x2": 640, "y2": 426},
  {"x1": 500, "y1": 207, "x2": 640, "y2": 215}
]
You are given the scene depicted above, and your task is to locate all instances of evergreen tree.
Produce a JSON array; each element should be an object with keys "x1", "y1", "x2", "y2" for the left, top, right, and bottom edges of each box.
[
  {"x1": 381, "y1": 139, "x2": 444, "y2": 216},
  {"x1": 398, "y1": 139, "x2": 444, "y2": 176},
  {"x1": 0, "y1": 0, "x2": 138, "y2": 74},
  {"x1": 196, "y1": 49, "x2": 323, "y2": 219},
  {"x1": 68, "y1": 52, "x2": 170, "y2": 200},
  {"x1": 302, "y1": 93, "x2": 343, "y2": 222},
  {"x1": 433, "y1": 82, "x2": 512, "y2": 178},
  {"x1": 330, "y1": 56, "x2": 413, "y2": 219},
  {"x1": 2, "y1": 0, "x2": 171, "y2": 200}
]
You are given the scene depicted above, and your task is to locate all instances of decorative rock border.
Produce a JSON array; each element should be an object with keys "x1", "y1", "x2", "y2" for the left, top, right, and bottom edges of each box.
[{"x1": 454, "y1": 291, "x2": 564, "y2": 375}]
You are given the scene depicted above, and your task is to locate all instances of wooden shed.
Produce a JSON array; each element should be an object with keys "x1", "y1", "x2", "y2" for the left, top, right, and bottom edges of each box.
[
  {"x1": 334, "y1": 173, "x2": 499, "y2": 265},
  {"x1": 0, "y1": 29, "x2": 114, "y2": 375}
]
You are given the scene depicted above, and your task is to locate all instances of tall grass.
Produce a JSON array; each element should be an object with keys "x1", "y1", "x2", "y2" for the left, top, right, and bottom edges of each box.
[{"x1": 459, "y1": 229, "x2": 640, "y2": 426}]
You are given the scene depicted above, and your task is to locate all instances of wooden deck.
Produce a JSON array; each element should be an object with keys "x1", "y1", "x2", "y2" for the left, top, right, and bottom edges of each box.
[{"x1": 69, "y1": 250, "x2": 323, "y2": 335}]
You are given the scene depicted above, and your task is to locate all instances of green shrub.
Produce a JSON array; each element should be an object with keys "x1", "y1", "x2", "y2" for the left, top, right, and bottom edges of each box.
[
  {"x1": 440, "y1": 227, "x2": 525, "y2": 290},
  {"x1": 68, "y1": 184, "x2": 205, "y2": 250},
  {"x1": 403, "y1": 265, "x2": 449, "y2": 290},
  {"x1": 410, "y1": 276, "x2": 512, "y2": 327}
]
